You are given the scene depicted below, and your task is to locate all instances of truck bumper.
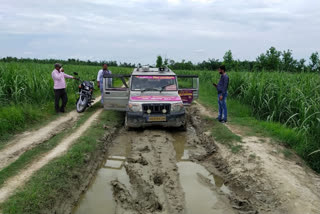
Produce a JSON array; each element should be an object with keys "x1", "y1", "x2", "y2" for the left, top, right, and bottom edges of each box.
[{"x1": 126, "y1": 112, "x2": 186, "y2": 128}]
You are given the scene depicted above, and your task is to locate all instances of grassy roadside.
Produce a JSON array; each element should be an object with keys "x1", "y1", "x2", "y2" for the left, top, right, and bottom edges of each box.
[
  {"x1": 198, "y1": 82, "x2": 316, "y2": 167},
  {"x1": 0, "y1": 103, "x2": 101, "y2": 188},
  {"x1": 0, "y1": 90, "x2": 100, "y2": 149},
  {"x1": 0, "y1": 110, "x2": 123, "y2": 214},
  {"x1": 201, "y1": 115, "x2": 243, "y2": 153}
]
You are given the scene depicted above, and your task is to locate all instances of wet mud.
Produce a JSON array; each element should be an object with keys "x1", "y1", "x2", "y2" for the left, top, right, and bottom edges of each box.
[
  {"x1": 73, "y1": 121, "x2": 244, "y2": 214},
  {"x1": 73, "y1": 102, "x2": 320, "y2": 214}
]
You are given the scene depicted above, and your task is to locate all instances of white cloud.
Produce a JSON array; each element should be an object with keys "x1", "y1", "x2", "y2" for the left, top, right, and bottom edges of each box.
[
  {"x1": 0, "y1": 0, "x2": 319, "y2": 63},
  {"x1": 167, "y1": 0, "x2": 181, "y2": 4}
]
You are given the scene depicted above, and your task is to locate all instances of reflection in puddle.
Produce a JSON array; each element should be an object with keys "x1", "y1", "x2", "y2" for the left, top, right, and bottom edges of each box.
[
  {"x1": 73, "y1": 158, "x2": 130, "y2": 214},
  {"x1": 74, "y1": 131, "x2": 233, "y2": 214},
  {"x1": 73, "y1": 134, "x2": 132, "y2": 214},
  {"x1": 172, "y1": 132, "x2": 189, "y2": 161},
  {"x1": 173, "y1": 131, "x2": 233, "y2": 213},
  {"x1": 178, "y1": 162, "x2": 234, "y2": 214}
]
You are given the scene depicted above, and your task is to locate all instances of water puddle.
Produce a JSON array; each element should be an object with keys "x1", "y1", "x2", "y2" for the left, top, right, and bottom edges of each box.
[
  {"x1": 172, "y1": 131, "x2": 190, "y2": 161},
  {"x1": 73, "y1": 135, "x2": 131, "y2": 214},
  {"x1": 73, "y1": 130, "x2": 233, "y2": 214},
  {"x1": 173, "y1": 130, "x2": 233, "y2": 213},
  {"x1": 178, "y1": 162, "x2": 234, "y2": 214},
  {"x1": 73, "y1": 164, "x2": 129, "y2": 214}
]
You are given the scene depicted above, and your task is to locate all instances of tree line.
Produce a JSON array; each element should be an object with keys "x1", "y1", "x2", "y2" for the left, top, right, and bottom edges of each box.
[
  {"x1": 1, "y1": 46, "x2": 320, "y2": 72},
  {"x1": 157, "y1": 47, "x2": 320, "y2": 73},
  {"x1": 0, "y1": 57, "x2": 136, "y2": 68}
]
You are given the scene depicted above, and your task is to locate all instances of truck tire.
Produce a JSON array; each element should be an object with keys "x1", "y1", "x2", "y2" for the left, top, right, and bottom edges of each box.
[
  {"x1": 124, "y1": 113, "x2": 132, "y2": 131},
  {"x1": 179, "y1": 122, "x2": 187, "y2": 131},
  {"x1": 179, "y1": 114, "x2": 187, "y2": 131}
]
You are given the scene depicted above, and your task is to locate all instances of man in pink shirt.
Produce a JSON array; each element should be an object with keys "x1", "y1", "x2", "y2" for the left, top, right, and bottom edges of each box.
[{"x1": 51, "y1": 63, "x2": 74, "y2": 113}]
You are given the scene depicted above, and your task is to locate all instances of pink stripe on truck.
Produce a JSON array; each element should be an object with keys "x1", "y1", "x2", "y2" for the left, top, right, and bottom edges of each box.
[{"x1": 130, "y1": 96, "x2": 181, "y2": 101}]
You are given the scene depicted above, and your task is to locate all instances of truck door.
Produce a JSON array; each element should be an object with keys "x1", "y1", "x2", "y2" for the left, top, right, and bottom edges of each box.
[
  {"x1": 103, "y1": 74, "x2": 131, "y2": 111},
  {"x1": 177, "y1": 75, "x2": 199, "y2": 105}
]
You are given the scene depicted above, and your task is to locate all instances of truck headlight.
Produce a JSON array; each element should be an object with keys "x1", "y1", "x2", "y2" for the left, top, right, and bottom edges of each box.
[
  {"x1": 128, "y1": 103, "x2": 142, "y2": 112},
  {"x1": 171, "y1": 103, "x2": 184, "y2": 112}
]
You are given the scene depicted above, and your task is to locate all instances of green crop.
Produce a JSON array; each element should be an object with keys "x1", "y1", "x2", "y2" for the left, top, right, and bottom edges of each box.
[
  {"x1": 176, "y1": 69, "x2": 320, "y2": 171},
  {"x1": 0, "y1": 62, "x2": 131, "y2": 140}
]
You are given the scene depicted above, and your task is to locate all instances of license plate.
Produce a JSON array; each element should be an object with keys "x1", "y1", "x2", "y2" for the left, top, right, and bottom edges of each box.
[{"x1": 147, "y1": 116, "x2": 166, "y2": 122}]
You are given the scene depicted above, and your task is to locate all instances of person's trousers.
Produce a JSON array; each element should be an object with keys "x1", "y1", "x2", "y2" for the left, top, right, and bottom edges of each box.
[
  {"x1": 218, "y1": 92, "x2": 227, "y2": 121},
  {"x1": 100, "y1": 85, "x2": 104, "y2": 104},
  {"x1": 54, "y1": 88, "x2": 68, "y2": 113}
]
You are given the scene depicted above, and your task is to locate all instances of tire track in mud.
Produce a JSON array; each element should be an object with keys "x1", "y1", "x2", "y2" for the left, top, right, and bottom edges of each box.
[
  {"x1": 0, "y1": 96, "x2": 101, "y2": 171},
  {"x1": 74, "y1": 101, "x2": 320, "y2": 214},
  {"x1": 0, "y1": 108, "x2": 103, "y2": 203},
  {"x1": 191, "y1": 101, "x2": 320, "y2": 214},
  {"x1": 111, "y1": 130, "x2": 185, "y2": 214},
  {"x1": 74, "y1": 110, "x2": 257, "y2": 214}
]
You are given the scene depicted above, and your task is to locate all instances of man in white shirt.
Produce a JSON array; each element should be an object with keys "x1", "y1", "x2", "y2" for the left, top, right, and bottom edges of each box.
[{"x1": 97, "y1": 63, "x2": 112, "y2": 104}]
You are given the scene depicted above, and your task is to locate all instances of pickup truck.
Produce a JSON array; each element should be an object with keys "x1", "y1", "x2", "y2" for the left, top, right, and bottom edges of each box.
[{"x1": 103, "y1": 66, "x2": 199, "y2": 130}]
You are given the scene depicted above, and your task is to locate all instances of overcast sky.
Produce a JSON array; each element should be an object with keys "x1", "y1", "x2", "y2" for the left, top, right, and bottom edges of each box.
[{"x1": 0, "y1": 0, "x2": 319, "y2": 64}]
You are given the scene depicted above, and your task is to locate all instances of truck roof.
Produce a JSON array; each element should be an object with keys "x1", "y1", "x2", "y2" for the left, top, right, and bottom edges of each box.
[{"x1": 132, "y1": 67, "x2": 176, "y2": 76}]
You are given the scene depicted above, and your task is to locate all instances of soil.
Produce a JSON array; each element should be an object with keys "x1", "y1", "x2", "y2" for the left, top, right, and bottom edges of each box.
[
  {"x1": 112, "y1": 130, "x2": 185, "y2": 214},
  {"x1": 0, "y1": 97, "x2": 101, "y2": 171},
  {"x1": 1, "y1": 99, "x2": 320, "y2": 214},
  {"x1": 191, "y1": 101, "x2": 320, "y2": 214}
]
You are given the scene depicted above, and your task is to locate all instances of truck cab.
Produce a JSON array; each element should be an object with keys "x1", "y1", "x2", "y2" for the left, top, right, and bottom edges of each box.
[{"x1": 103, "y1": 66, "x2": 199, "y2": 130}]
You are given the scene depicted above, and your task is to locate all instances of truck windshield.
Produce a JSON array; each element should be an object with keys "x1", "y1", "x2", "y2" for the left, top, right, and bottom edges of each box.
[{"x1": 131, "y1": 75, "x2": 177, "y2": 91}]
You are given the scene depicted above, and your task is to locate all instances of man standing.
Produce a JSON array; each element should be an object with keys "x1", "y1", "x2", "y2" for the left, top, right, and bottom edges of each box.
[
  {"x1": 51, "y1": 63, "x2": 74, "y2": 113},
  {"x1": 213, "y1": 65, "x2": 229, "y2": 123},
  {"x1": 97, "y1": 63, "x2": 112, "y2": 105}
]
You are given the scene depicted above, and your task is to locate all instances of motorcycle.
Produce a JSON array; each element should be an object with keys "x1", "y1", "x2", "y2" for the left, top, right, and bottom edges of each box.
[{"x1": 73, "y1": 72, "x2": 95, "y2": 113}]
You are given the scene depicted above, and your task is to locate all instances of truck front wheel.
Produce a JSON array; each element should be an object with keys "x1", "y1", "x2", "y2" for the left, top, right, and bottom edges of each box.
[
  {"x1": 125, "y1": 113, "x2": 131, "y2": 131},
  {"x1": 179, "y1": 115, "x2": 187, "y2": 131}
]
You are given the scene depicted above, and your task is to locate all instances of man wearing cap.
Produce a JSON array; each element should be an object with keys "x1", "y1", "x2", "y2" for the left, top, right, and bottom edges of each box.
[{"x1": 51, "y1": 63, "x2": 75, "y2": 113}]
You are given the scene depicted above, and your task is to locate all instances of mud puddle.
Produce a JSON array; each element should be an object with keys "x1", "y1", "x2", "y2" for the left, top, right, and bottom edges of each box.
[
  {"x1": 172, "y1": 130, "x2": 233, "y2": 214},
  {"x1": 178, "y1": 162, "x2": 234, "y2": 214},
  {"x1": 73, "y1": 128, "x2": 235, "y2": 214},
  {"x1": 73, "y1": 134, "x2": 131, "y2": 214}
]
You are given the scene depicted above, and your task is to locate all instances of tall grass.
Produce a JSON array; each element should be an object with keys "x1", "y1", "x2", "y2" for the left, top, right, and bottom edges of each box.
[
  {"x1": 176, "y1": 69, "x2": 320, "y2": 172},
  {"x1": 0, "y1": 62, "x2": 131, "y2": 106},
  {"x1": 0, "y1": 62, "x2": 131, "y2": 141},
  {"x1": 1, "y1": 62, "x2": 320, "y2": 171}
]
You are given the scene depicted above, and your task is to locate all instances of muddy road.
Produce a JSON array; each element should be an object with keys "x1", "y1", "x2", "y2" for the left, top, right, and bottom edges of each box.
[
  {"x1": 72, "y1": 104, "x2": 320, "y2": 214},
  {"x1": 74, "y1": 128, "x2": 237, "y2": 214},
  {"x1": 73, "y1": 106, "x2": 254, "y2": 214},
  {"x1": 1, "y1": 100, "x2": 320, "y2": 214}
]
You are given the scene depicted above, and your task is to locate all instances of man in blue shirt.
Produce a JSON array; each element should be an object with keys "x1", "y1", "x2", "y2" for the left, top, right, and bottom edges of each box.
[{"x1": 213, "y1": 65, "x2": 229, "y2": 123}]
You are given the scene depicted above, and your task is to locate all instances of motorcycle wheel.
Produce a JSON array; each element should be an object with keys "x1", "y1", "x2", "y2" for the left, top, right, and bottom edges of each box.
[{"x1": 76, "y1": 96, "x2": 88, "y2": 113}]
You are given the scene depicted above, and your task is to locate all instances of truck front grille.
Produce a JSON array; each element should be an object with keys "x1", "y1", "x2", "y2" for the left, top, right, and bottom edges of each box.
[{"x1": 142, "y1": 103, "x2": 171, "y2": 114}]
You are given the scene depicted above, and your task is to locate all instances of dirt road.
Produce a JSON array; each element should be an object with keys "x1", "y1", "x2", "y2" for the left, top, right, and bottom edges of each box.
[
  {"x1": 74, "y1": 102, "x2": 320, "y2": 214},
  {"x1": 194, "y1": 102, "x2": 320, "y2": 214},
  {"x1": 0, "y1": 99, "x2": 102, "y2": 203},
  {"x1": 75, "y1": 127, "x2": 237, "y2": 214},
  {"x1": 0, "y1": 97, "x2": 101, "y2": 171},
  {"x1": 1, "y1": 99, "x2": 320, "y2": 214}
]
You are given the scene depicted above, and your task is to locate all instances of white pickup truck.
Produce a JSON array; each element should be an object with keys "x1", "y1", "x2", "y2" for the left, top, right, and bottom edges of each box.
[{"x1": 103, "y1": 66, "x2": 199, "y2": 130}]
